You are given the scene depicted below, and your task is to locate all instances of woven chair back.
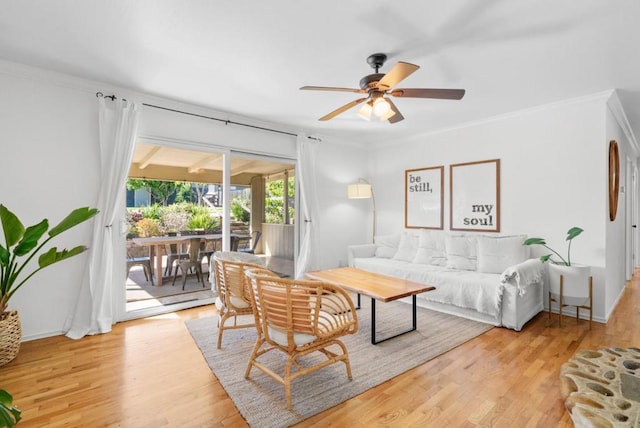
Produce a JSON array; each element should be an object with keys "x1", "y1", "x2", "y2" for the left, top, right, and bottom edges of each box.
[
  {"x1": 213, "y1": 254, "x2": 264, "y2": 306},
  {"x1": 261, "y1": 281, "x2": 314, "y2": 335},
  {"x1": 245, "y1": 269, "x2": 358, "y2": 351}
]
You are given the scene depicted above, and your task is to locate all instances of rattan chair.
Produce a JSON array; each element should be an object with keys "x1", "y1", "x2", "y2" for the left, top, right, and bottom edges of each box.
[
  {"x1": 244, "y1": 268, "x2": 359, "y2": 410},
  {"x1": 212, "y1": 251, "x2": 266, "y2": 348}
]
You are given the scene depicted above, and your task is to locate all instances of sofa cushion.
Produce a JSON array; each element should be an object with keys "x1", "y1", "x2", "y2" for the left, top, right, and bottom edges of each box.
[
  {"x1": 445, "y1": 235, "x2": 477, "y2": 271},
  {"x1": 392, "y1": 232, "x2": 418, "y2": 262},
  {"x1": 352, "y1": 256, "x2": 503, "y2": 318},
  {"x1": 268, "y1": 326, "x2": 317, "y2": 347},
  {"x1": 477, "y1": 235, "x2": 529, "y2": 274},
  {"x1": 374, "y1": 233, "x2": 401, "y2": 258},
  {"x1": 413, "y1": 229, "x2": 446, "y2": 266}
]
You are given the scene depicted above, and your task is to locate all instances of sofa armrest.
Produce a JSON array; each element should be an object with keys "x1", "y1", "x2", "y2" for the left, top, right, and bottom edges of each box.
[
  {"x1": 347, "y1": 244, "x2": 377, "y2": 267},
  {"x1": 500, "y1": 258, "x2": 544, "y2": 295}
]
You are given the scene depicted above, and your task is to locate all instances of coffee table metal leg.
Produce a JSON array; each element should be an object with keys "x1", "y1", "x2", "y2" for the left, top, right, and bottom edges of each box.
[{"x1": 371, "y1": 295, "x2": 418, "y2": 345}]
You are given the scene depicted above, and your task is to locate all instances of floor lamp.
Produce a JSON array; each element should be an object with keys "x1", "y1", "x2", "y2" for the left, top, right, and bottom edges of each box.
[{"x1": 347, "y1": 178, "x2": 376, "y2": 244}]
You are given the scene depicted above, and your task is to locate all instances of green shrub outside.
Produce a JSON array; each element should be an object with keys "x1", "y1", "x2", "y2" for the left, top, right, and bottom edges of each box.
[
  {"x1": 135, "y1": 218, "x2": 163, "y2": 237},
  {"x1": 187, "y1": 213, "x2": 219, "y2": 230},
  {"x1": 140, "y1": 204, "x2": 163, "y2": 220},
  {"x1": 189, "y1": 204, "x2": 213, "y2": 218},
  {"x1": 162, "y1": 211, "x2": 189, "y2": 233},
  {"x1": 127, "y1": 202, "x2": 220, "y2": 237},
  {"x1": 231, "y1": 198, "x2": 250, "y2": 222}
]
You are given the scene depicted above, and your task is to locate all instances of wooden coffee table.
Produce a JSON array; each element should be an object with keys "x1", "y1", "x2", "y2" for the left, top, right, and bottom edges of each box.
[{"x1": 305, "y1": 267, "x2": 435, "y2": 344}]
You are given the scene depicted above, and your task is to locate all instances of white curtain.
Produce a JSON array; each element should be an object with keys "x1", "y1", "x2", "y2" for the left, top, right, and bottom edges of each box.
[
  {"x1": 66, "y1": 96, "x2": 140, "y2": 339},
  {"x1": 295, "y1": 134, "x2": 319, "y2": 278}
]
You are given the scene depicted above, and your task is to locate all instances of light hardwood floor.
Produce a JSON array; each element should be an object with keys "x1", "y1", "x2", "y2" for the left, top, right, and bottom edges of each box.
[{"x1": 3, "y1": 271, "x2": 639, "y2": 427}]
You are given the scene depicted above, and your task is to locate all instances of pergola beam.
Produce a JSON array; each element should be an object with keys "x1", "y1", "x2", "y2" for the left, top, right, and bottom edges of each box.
[
  {"x1": 139, "y1": 146, "x2": 162, "y2": 170},
  {"x1": 231, "y1": 160, "x2": 262, "y2": 177},
  {"x1": 129, "y1": 163, "x2": 258, "y2": 186},
  {"x1": 188, "y1": 154, "x2": 221, "y2": 174}
]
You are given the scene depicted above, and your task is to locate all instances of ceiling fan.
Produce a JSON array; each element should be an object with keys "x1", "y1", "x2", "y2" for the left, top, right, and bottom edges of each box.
[{"x1": 300, "y1": 53, "x2": 465, "y2": 124}]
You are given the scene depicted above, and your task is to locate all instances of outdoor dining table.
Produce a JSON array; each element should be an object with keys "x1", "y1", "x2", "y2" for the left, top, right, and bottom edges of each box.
[{"x1": 131, "y1": 233, "x2": 250, "y2": 286}]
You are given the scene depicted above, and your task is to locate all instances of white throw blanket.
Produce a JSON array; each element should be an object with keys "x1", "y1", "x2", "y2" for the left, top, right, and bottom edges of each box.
[
  {"x1": 500, "y1": 258, "x2": 544, "y2": 295},
  {"x1": 353, "y1": 258, "x2": 504, "y2": 318}
]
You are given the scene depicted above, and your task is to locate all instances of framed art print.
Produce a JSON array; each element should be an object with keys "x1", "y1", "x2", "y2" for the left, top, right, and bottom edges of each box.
[
  {"x1": 450, "y1": 159, "x2": 500, "y2": 232},
  {"x1": 405, "y1": 165, "x2": 444, "y2": 229}
]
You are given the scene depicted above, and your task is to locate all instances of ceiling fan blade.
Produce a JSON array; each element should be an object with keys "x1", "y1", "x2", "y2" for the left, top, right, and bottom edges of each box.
[
  {"x1": 300, "y1": 85, "x2": 364, "y2": 94},
  {"x1": 390, "y1": 88, "x2": 466, "y2": 100},
  {"x1": 377, "y1": 61, "x2": 419, "y2": 91},
  {"x1": 386, "y1": 99, "x2": 404, "y2": 124},
  {"x1": 319, "y1": 97, "x2": 368, "y2": 121}
]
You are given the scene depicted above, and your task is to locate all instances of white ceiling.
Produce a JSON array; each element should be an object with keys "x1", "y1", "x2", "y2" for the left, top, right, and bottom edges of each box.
[{"x1": 1, "y1": 1, "x2": 640, "y2": 145}]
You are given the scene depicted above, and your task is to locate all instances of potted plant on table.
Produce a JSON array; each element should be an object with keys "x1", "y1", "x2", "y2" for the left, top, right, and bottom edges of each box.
[
  {"x1": 523, "y1": 227, "x2": 584, "y2": 266},
  {"x1": 0, "y1": 205, "x2": 98, "y2": 367},
  {"x1": 524, "y1": 226, "x2": 591, "y2": 302}
]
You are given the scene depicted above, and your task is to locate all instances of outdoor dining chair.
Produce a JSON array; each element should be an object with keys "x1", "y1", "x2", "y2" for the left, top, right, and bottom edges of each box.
[
  {"x1": 237, "y1": 230, "x2": 262, "y2": 254},
  {"x1": 244, "y1": 268, "x2": 359, "y2": 410},
  {"x1": 198, "y1": 238, "x2": 221, "y2": 277},
  {"x1": 164, "y1": 242, "x2": 189, "y2": 277},
  {"x1": 126, "y1": 241, "x2": 154, "y2": 285},
  {"x1": 171, "y1": 238, "x2": 206, "y2": 290}
]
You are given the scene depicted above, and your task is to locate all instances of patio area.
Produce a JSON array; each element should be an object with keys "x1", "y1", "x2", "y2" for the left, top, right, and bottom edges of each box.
[{"x1": 125, "y1": 253, "x2": 294, "y2": 312}]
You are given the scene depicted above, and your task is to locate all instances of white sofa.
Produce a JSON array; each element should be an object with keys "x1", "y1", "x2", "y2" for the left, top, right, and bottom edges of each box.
[{"x1": 347, "y1": 230, "x2": 545, "y2": 331}]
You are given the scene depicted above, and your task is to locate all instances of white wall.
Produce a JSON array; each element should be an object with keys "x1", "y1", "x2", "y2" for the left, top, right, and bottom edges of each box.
[
  {"x1": 0, "y1": 66, "x2": 101, "y2": 339},
  {"x1": 367, "y1": 93, "x2": 629, "y2": 322},
  {"x1": 313, "y1": 138, "x2": 370, "y2": 269},
  {"x1": 605, "y1": 97, "x2": 634, "y2": 317}
]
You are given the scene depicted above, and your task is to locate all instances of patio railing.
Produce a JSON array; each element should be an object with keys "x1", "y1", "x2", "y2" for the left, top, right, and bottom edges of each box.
[{"x1": 261, "y1": 223, "x2": 294, "y2": 260}]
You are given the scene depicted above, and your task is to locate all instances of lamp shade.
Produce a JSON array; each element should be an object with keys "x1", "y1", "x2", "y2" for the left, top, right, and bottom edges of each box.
[
  {"x1": 380, "y1": 107, "x2": 396, "y2": 121},
  {"x1": 357, "y1": 101, "x2": 373, "y2": 121},
  {"x1": 372, "y1": 97, "x2": 391, "y2": 117},
  {"x1": 347, "y1": 182, "x2": 372, "y2": 199}
]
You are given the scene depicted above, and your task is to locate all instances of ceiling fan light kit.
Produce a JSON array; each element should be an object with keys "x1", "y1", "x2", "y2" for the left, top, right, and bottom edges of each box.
[
  {"x1": 357, "y1": 98, "x2": 396, "y2": 122},
  {"x1": 380, "y1": 106, "x2": 396, "y2": 121},
  {"x1": 357, "y1": 101, "x2": 373, "y2": 121},
  {"x1": 300, "y1": 53, "x2": 466, "y2": 124},
  {"x1": 373, "y1": 97, "x2": 391, "y2": 117}
]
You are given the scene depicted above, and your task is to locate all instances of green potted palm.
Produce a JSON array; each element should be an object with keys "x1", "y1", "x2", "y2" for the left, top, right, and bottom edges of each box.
[
  {"x1": 0, "y1": 389, "x2": 20, "y2": 427},
  {"x1": 0, "y1": 204, "x2": 98, "y2": 367}
]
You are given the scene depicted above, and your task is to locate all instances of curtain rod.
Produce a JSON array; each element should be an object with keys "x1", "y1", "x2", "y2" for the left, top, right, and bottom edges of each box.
[{"x1": 95, "y1": 92, "x2": 321, "y2": 142}]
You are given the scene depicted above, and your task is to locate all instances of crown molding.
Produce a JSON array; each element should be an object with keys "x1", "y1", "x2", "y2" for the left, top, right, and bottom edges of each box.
[
  {"x1": 606, "y1": 90, "x2": 640, "y2": 156},
  {"x1": 372, "y1": 91, "x2": 617, "y2": 150}
]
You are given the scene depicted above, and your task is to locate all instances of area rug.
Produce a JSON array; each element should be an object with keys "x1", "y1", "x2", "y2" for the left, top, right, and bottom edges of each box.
[{"x1": 185, "y1": 297, "x2": 493, "y2": 427}]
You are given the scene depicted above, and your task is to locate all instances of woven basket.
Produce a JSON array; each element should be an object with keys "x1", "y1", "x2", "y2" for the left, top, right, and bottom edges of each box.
[{"x1": 0, "y1": 310, "x2": 22, "y2": 367}]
